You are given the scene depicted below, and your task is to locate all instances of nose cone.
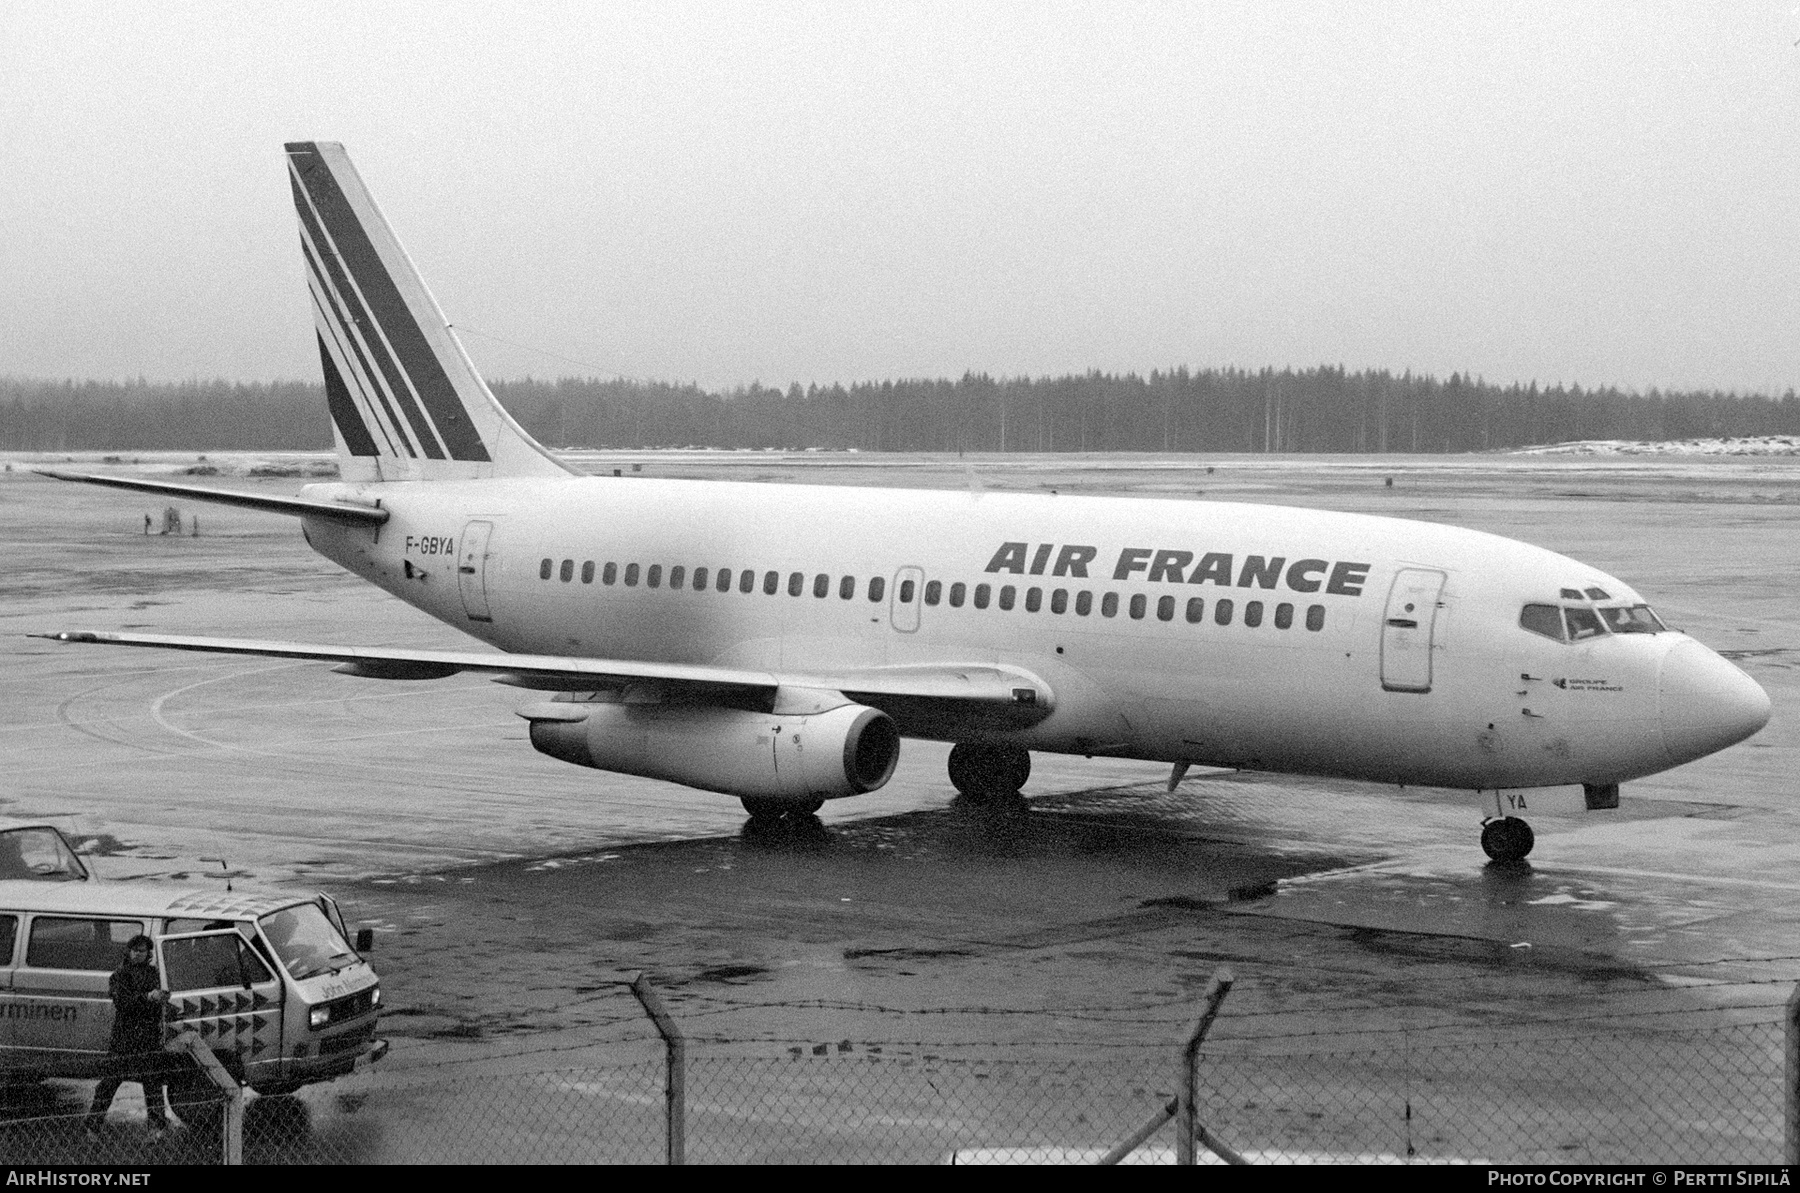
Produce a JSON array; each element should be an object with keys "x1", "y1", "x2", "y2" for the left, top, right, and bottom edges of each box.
[{"x1": 1659, "y1": 639, "x2": 1771, "y2": 766}]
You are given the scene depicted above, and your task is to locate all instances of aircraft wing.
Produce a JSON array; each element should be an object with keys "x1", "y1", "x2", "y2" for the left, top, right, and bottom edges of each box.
[
  {"x1": 30, "y1": 631, "x2": 1052, "y2": 717},
  {"x1": 34, "y1": 470, "x2": 389, "y2": 525}
]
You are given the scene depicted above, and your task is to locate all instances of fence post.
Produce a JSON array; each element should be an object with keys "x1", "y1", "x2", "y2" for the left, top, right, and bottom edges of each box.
[
  {"x1": 1787, "y1": 982, "x2": 1800, "y2": 1165},
  {"x1": 167, "y1": 1030, "x2": 242, "y2": 1165},
  {"x1": 1177, "y1": 969, "x2": 1234, "y2": 1166},
  {"x1": 631, "y1": 973, "x2": 685, "y2": 1165}
]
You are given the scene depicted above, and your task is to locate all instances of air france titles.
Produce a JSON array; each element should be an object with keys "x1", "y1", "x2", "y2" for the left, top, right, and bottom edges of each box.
[{"x1": 983, "y1": 542, "x2": 1372, "y2": 597}]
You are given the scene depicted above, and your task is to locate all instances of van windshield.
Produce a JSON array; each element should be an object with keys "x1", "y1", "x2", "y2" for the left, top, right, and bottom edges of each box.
[
  {"x1": 259, "y1": 903, "x2": 357, "y2": 981},
  {"x1": 0, "y1": 827, "x2": 89, "y2": 881}
]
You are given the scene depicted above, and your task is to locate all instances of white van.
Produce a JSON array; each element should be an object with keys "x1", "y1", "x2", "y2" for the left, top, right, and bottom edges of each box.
[{"x1": 0, "y1": 881, "x2": 385, "y2": 1096}]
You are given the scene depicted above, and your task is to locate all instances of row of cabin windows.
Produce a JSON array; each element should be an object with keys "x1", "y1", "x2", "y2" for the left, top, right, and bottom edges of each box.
[{"x1": 537, "y1": 557, "x2": 1327, "y2": 631}]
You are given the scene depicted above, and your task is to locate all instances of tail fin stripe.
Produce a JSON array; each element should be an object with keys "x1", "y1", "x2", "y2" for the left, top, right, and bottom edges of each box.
[
  {"x1": 288, "y1": 151, "x2": 490, "y2": 462},
  {"x1": 302, "y1": 235, "x2": 416, "y2": 458},
  {"x1": 290, "y1": 172, "x2": 445, "y2": 460},
  {"x1": 315, "y1": 333, "x2": 381, "y2": 457}
]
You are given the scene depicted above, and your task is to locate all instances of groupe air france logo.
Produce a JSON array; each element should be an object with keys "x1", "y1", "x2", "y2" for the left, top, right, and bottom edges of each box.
[{"x1": 984, "y1": 542, "x2": 1373, "y2": 597}]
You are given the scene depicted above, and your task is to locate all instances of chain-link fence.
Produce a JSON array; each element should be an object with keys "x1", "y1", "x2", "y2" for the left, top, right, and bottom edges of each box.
[{"x1": 2, "y1": 995, "x2": 1792, "y2": 1164}]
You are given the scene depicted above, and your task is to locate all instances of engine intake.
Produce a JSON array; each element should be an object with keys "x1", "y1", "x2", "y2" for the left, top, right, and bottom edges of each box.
[{"x1": 526, "y1": 700, "x2": 900, "y2": 803}]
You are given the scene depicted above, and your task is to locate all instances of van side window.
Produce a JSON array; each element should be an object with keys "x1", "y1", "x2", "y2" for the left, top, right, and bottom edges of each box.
[
  {"x1": 162, "y1": 932, "x2": 273, "y2": 992},
  {"x1": 0, "y1": 915, "x2": 15, "y2": 966},
  {"x1": 26, "y1": 918, "x2": 145, "y2": 971}
]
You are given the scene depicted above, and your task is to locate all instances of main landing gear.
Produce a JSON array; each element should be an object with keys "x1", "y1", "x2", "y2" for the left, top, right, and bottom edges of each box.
[
  {"x1": 1480, "y1": 816, "x2": 1535, "y2": 864},
  {"x1": 947, "y1": 743, "x2": 1031, "y2": 811},
  {"x1": 740, "y1": 797, "x2": 824, "y2": 824}
]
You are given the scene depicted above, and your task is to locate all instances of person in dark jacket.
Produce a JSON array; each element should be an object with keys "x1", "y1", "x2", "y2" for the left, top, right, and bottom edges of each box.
[{"x1": 84, "y1": 935, "x2": 170, "y2": 1138}]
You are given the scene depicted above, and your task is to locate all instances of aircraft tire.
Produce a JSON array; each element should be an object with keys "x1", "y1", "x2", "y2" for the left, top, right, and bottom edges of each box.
[
  {"x1": 739, "y1": 797, "x2": 825, "y2": 821},
  {"x1": 1481, "y1": 817, "x2": 1535, "y2": 863},
  {"x1": 947, "y1": 744, "x2": 1031, "y2": 806}
]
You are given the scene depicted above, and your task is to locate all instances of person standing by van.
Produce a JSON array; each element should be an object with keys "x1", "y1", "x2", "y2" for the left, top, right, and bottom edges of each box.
[{"x1": 84, "y1": 934, "x2": 171, "y2": 1139}]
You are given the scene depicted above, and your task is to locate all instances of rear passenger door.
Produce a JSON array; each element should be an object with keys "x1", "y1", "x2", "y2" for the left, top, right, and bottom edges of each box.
[{"x1": 12, "y1": 916, "x2": 146, "y2": 1067}]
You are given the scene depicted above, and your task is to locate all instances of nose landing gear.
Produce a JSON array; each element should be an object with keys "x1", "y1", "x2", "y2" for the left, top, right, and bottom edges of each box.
[{"x1": 1480, "y1": 816, "x2": 1535, "y2": 864}]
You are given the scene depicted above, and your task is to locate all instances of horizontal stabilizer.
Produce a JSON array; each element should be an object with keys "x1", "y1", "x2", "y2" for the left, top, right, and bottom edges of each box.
[{"x1": 34, "y1": 471, "x2": 389, "y2": 525}]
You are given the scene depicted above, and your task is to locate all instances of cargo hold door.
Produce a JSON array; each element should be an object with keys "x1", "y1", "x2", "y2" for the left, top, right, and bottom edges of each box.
[{"x1": 1380, "y1": 568, "x2": 1447, "y2": 693}]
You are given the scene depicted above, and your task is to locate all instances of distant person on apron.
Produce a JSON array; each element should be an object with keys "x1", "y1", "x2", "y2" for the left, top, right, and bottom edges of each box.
[{"x1": 85, "y1": 934, "x2": 171, "y2": 1140}]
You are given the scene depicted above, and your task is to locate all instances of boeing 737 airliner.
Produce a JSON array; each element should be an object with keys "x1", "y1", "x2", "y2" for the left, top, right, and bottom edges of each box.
[{"x1": 37, "y1": 142, "x2": 1772, "y2": 863}]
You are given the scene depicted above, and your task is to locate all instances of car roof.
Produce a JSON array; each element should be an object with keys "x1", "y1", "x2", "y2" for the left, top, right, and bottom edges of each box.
[{"x1": 0, "y1": 880, "x2": 311, "y2": 921}]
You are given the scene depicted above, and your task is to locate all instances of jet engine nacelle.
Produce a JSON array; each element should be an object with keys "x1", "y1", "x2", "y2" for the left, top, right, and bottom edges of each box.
[{"x1": 525, "y1": 700, "x2": 900, "y2": 803}]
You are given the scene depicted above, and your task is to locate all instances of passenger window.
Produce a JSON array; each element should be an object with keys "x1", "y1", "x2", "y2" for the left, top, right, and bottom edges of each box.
[
  {"x1": 1050, "y1": 589, "x2": 1067, "y2": 614},
  {"x1": 0, "y1": 915, "x2": 15, "y2": 966},
  {"x1": 559, "y1": 559, "x2": 574, "y2": 582},
  {"x1": 603, "y1": 562, "x2": 618, "y2": 585},
  {"x1": 1214, "y1": 598, "x2": 1234, "y2": 625},
  {"x1": 624, "y1": 563, "x2": 639, "y2": 587},
  {"x1": 1565, "y1": 606, "x2": 1606, "y2": 640},
  {"x1": 949, "y1": 582, "x2": 966, "y2": 608},
  {"x1": 647, "y1": 565, "x2": 662, "y2": 589},
  {"x1": 1519, "y1": 604, "x2": 1565, "y2": 641},
  {"x1": 788, "y1": 572, "x2": 805, "y2": 597},
  {"x1": 899, "y1": 579, "x2": 916, "y2": 603},
  {"x1": 763, "y1": 571, "x2": 780, "y2": 595},
  {"x1": 1274, "y1": 602, "x2": 1294, "y2": 629},
  {"x1": 998, "y1": 586, "x2": 1016, "y2": 611},
  {"x1": 1185, "y1": 597, "x2": 1205, "y2": 624},
  {"x1": 840, "y1": 576, "x2": 856, "y2": 600},
  {"x1": 1024, "y1": 587, "x2": 1041, "y2": 612},
  {"x1": 974, "y1": 584, "x2": 991, "y2": 609},
  {"x1": 869, "y1": 577, "x2": 886, "y2": 602},
  {"x1": 1157, "y1": 595, "x2": 1175, "y2": 622},
  {"x1": 1305, "y1": 605, "x2": 1326, "y2": 631},
  {"x1": 26, "y1": 918, "x2": 145, "y2": 971},
  {"x1": 539, "y1": 558, "x2": 552, "y2": 580},
  {"x1": 581, "y1": 561, "x2": 594, "y2": 584},
  {"x1": 740, "y1": 569, "x2": 756, "y2": 594},
  {"x1": 1128, "y1": 594, "x2": 1146, "y2": 620},
  {"x1": 1243, "y1": 600, "x2": 1263, "y2": 628},
  {"x1": 1101, "y1": 592, "x2": 1118, "y2": 618},
  {"x1": 1075, "y1": 591, "x2": 1092, "y2": 616},
  {"x1": 815, "y1": 574, "x2": 832, "y2": 598},
  {"x1": 924, "y1": 580, "x2": 942, "y2": 606},
  {"x1": 718, "y1": 568, "x2": 734, "y2": 592},
  {"x1": 669, "y1": 566, "x2": 685, "y2": 589},
  {"x1": 693, "y1": 567, "x2": 709, "y2": 590}
]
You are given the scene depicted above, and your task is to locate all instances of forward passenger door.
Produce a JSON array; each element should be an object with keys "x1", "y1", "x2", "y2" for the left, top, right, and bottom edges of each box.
[
  {"x1": 1380, "y1": 568, "x2": 1447, "y2": 693},
  {"x1": 890, "y1": 567, "x2": 924, "y2": 634}
]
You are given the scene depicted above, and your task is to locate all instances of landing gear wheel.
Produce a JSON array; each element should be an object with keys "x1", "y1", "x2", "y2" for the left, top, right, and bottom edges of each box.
[
  {"x1": 947, "y1": 743, "x2": 1031, "y2": 806},
  {"x1": 1481, "y1": 817, "x2": 1535, "y2": 863},
  {"x1": 740, "y1": 797, "x2": 825, "y2": 822}
]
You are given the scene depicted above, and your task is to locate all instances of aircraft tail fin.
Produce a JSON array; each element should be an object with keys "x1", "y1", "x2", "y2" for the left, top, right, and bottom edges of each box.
[{"x1": 285, "y1": 141, "x2": 572, "y2": 482}]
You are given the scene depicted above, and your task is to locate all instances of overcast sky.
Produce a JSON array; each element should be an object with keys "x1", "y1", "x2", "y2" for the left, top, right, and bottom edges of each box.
[{"x1": 4, "y1": 3, "x2": 1798, "y2": 394}]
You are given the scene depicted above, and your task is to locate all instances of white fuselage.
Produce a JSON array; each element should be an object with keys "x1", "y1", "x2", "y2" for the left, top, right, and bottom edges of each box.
[{"x1": 298, "y1": 474, "x2": 1766, "y2": 793}]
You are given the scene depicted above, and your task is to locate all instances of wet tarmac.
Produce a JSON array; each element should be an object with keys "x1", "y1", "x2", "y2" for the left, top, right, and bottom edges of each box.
[{"x1": 3, "y1": 450, "x2": 1798, "y2": 1090}]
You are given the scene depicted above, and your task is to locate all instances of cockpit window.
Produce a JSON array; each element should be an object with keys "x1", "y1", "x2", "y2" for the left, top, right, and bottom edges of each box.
[
  {"x1": 1584, "y1": 587, "x2": 1610, "y2": 601},
  {"x1": 1598, "y1": 604, "x2": 1665, "y2": 634},
  {"x1": 1520, "y1": 604, "x2": 1566, "y2": 641},
  {"x1": 1522, "y1": 603, "x2": 1631, "y2": 643},
  {"x1": 1564, "y1": 607, "x2": 1606, "y2": 640}
]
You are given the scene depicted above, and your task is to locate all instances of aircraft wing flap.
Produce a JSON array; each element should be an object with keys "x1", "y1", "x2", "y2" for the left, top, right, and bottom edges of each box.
[
  {"x1": 34, "y1": 471, "x2": 389, "y2": 525},
  {"x1": 32, "y1": 631, "x2": 779, "y2": 692},
  {"x1": 31, "y1": 633, "x2": 1053, "y2": 712}
]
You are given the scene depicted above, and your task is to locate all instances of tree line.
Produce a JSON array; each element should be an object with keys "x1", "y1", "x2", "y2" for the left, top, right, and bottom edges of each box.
[{"x1": 5, "y1": 369, "x2": 1798, "y2": 454}]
